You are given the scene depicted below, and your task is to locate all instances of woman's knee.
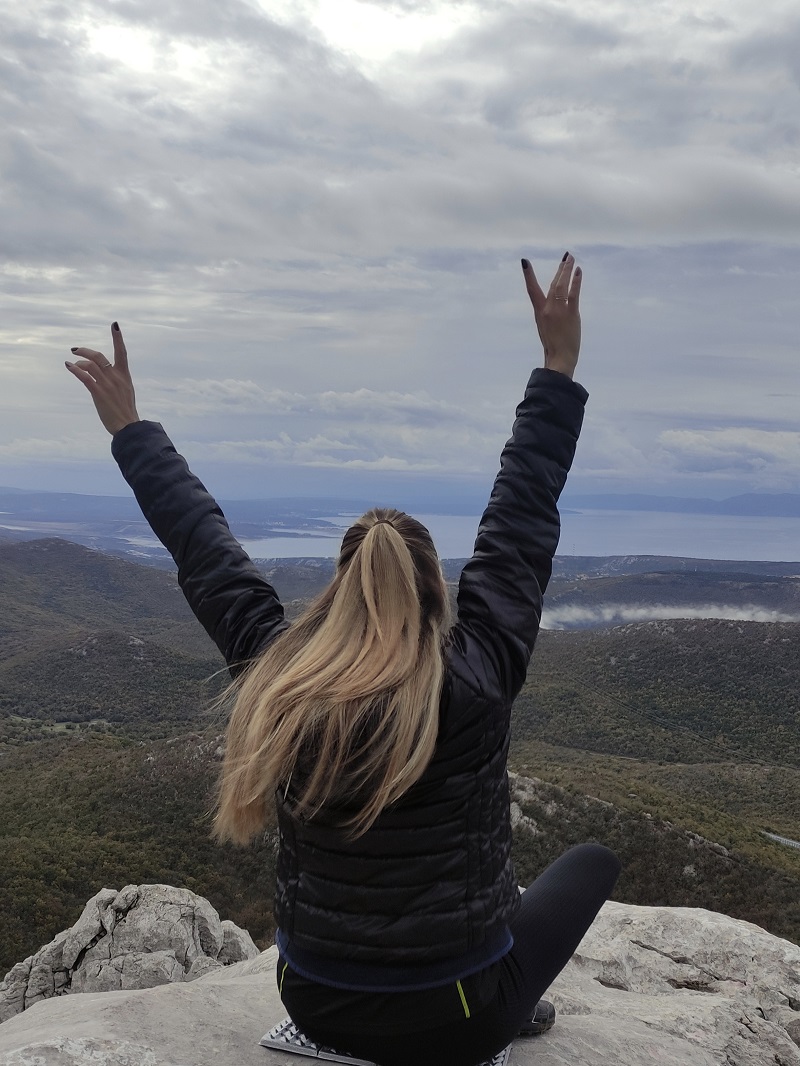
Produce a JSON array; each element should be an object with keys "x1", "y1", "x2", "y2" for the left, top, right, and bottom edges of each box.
[
  {"x1": 542, "y1": 841, "x2": 622, "y2": 886},
  {"x1": 567, "y1": 841, "x2": 622, "y2": 884}
]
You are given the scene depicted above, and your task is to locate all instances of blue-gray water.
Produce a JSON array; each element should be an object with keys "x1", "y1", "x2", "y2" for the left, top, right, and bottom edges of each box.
[{"x1": 234, "y1": 510, "x2": 800, "y2": 562}]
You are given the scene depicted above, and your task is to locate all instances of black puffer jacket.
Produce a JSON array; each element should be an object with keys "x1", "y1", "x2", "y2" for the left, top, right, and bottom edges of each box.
[{"x1": 112, "y1": 366, "x2": 587, "y2": 978}]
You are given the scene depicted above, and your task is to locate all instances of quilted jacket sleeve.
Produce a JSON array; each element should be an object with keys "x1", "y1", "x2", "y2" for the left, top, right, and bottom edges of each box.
[
  {"x1": 450, "y1": 367, "x2": 587, "y2": 706},
  {"x1": 111, "y1": 421, "x2": 289, "y2": 673}
]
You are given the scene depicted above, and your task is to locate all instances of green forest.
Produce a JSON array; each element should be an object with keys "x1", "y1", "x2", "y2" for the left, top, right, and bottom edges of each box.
[{"x1": 1, "y1": 538, "x2": 799, "y2": 975}]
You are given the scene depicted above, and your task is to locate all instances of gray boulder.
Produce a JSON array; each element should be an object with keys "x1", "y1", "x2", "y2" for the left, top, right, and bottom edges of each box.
[
  {"x1": 0, "y1": 884, "x2": 259, "y2": 1022},
  {"x1": 550, "y1": 900, "x2": 800, "y2": 1065},
  {"x1": 0, "y1": 897, "x2": 798, "y2": 1065}
]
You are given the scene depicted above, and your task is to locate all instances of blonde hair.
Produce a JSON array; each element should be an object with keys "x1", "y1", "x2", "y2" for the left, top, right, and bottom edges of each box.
[{"x1": 213, "y1": 508, "x2": 449, "y2": 843}]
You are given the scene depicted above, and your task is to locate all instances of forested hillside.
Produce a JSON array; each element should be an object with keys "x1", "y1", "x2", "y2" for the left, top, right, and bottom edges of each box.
[
  {"x1": 0, "y1": 732, "x2": 277, "y2": 973},
  {"x1": 517, "y1": 620, "x2": 800, "y2": 766},
  {"x1": 509, "y1": 773, "x2": 799, "y2": 945},
  {"x1": 1, "y1": 538, "x2": 798, "y2": 975}
]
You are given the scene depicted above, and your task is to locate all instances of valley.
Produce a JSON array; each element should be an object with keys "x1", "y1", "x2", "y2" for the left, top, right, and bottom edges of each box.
[{"x1": 1, "y1": 536, "x2": 798, "y2": 976}]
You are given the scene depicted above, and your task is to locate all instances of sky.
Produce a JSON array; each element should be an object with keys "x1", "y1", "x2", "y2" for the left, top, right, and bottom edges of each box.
[{"x1": 2, "y1": 0, "x2": 800, "y2": 505}]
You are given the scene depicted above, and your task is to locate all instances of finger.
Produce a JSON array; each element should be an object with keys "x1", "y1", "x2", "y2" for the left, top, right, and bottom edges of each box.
[
  {"x1": 71, "y1": 346, "x2": 114, "y2": 371},
  {"x1": 111, "y1": 322, "x2": 129, "y2": 372},
  {"x1": 65, "y1": 360, "x2": 100, "y2": 394},
  {"x1": 548, "y1": 253, "x2": 572, "y2": 299},
  {"x1": 71, "y1": 358, "x2": 110, "y2": 382},
  {"x1": 521, "y1": 258, "x2": 546, "y2": 311},
  {"x1": 569, "y1": 266, "x2": 582, "y2": 311}
]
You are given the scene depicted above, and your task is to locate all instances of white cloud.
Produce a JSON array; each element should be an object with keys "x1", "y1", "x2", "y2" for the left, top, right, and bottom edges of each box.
[
  {"x1": 182, "y1": 413, "x2": 497, "y2": 472},
  {"x1": 541, "y1": 603, "x2": 800, "y2": 629},
  {"x1": 143, "y1": 378, "x2": 479, "y2": 424},
  {"x1": 144, "y1": 380, "x2": 306, "y2": 415},
  {"x1": 659, "y1": 428, "x2": 800, "y2": 475},
  {"x1": 188, "y1": 437, "x2": 439, "y2": 470},
  {"x1": 0, "y1": 434, "x2": 107, "y2": 462},
  {"x1": 261, "y1": 0, "x2": 483, "y2": 72}
]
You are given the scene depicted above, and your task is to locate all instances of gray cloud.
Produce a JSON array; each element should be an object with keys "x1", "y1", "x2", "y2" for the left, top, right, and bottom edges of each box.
[
  {"x1": 2, "y1": 0, "x2": 800, "y2": 512},
  {"x1": 658, "y1": 428, "x2": 800, "y2": 479},
  {"x1": 142, "y1": 379, "x2": 491, "y2": 424},
  {"x1": 6, "y1": 0, "x2": 800, "y2": 268}
]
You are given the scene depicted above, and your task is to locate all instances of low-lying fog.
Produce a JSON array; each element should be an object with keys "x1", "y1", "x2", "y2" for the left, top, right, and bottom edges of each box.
[{"x1": 540, "y1": 604, "x2": 800, "y2": 630}]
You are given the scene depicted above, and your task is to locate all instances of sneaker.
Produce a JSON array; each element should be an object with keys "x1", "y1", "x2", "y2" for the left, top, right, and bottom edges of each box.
[{"x1": 518, "y1": 998, "x2": 556, "y2": 1036}]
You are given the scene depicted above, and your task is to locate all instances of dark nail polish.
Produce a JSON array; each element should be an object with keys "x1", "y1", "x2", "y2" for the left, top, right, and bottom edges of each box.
[
  {"x1": 562, "y1": 252, "x2": 569, "y2": 262},
  {"x1": 521, "y1": 258, "x2": 530, "y2": 270},
  {"x1": 70, "y1": 347, "x2": 78, "y2": 353},
  {"x1": 112, "y1": 322, "x2": 120, "y2": 331}
]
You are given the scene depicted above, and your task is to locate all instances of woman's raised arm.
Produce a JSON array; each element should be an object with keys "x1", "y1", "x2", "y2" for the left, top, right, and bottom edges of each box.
[
  {"x1": 65, "y1": 324, "x2": 288, "y2": 671},
  {"x1": 450, "y1": 254, "x2": 586, "y2": 706}
]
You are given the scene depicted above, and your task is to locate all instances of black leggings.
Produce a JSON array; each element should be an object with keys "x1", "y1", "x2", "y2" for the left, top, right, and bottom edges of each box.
[{"x1": 277, "y1": 842, "x2": 621, "y2": 1066}]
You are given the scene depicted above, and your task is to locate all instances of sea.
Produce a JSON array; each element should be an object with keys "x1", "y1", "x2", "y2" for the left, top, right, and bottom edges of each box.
[{"x1": 236, "y1": 510, "x2": 800, "y2": 563}]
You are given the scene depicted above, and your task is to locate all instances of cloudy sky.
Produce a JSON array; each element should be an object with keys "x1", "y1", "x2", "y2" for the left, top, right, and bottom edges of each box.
[{"x1": 2, "y1": 0, "x2": 800, "y2": 505}]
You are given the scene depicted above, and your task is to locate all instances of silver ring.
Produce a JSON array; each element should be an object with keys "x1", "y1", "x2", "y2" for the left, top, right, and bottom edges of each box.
[{"x1": 101, "y1": 361, "x2": 113, "y2": 369}]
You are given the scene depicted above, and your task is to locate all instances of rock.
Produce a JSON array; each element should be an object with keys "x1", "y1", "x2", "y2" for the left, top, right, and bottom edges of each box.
[
  {"x1": 185, "y1": 956, "x2": 225, "y2": 982},
  {"x1": 549, "y1": 901, "x2": 800, "y2": 1066},
  {"x1": 219, "y1": 920, "x2": 259, "y2": 965},
  {"x1": 0, "y1": 884, "x2": 259, "y2": 1023},
  {"x1": 0, "y1": 965, "x2": 28, "y2": 1022},
  {"x1": 70, "y1": 949, "x2": 185, "y2": 994},
  {"x1": 61, "y1": 888, "x2": 118, "y2": 970},
  {"x1": 0, "y1": 897, "x2": 798, "y2": 1065}
]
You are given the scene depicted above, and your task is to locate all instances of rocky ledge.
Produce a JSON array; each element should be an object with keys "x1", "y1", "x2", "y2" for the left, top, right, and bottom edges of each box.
[
  {"x1": 0, "y1": 890, "x2": 798, "y2": 1065},
  {"x1": 0, "y1": 883, "x2": 258, "y2": 1023}
]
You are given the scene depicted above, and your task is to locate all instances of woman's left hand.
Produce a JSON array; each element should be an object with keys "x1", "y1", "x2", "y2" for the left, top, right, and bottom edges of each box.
[{"x1": 65, "y1": 322, "x2": 140, "y2": 435}]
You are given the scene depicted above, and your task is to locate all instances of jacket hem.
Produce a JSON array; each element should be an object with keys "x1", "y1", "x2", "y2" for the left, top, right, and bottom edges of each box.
[{"x1": 275, "y1": 926, "x2": 513, "y2": 992}]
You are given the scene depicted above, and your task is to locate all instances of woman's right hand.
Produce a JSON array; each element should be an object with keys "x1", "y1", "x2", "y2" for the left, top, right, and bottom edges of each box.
[
  {"x1": 521, "y1": 254, "x2": 582, "y2": 380},
  {"x1": 65, "y1": 322, "x2": 140, "y2": 436}
]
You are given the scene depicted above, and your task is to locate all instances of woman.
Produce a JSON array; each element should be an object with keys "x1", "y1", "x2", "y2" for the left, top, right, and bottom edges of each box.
[{"x1": 66, "y1": 254, "x2": 620, "y2": 1066}]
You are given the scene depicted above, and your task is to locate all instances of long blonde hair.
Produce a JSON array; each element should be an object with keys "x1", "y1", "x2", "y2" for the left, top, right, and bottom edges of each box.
[{"x1": 213, "y1": 508, "x2": 450, "y2": 843}]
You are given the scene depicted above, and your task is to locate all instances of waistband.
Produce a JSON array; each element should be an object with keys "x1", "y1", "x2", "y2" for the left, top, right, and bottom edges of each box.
[{"x1": 274, "y1": 926, "x2": 513, "y2": 992}]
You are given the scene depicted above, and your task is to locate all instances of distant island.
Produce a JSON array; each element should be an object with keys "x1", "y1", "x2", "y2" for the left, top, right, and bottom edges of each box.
[
  {"x1": 3, "y1": 486, "x2": 800, "y2": 561},
  {"x1": 564, "y1": 492, "x2": 800, "y2": 517}
]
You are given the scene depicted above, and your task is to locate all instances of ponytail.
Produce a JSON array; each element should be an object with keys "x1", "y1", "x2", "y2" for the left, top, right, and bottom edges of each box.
[{"x1": 213, "y1": 509, "x2": 449, "y2": 843}]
